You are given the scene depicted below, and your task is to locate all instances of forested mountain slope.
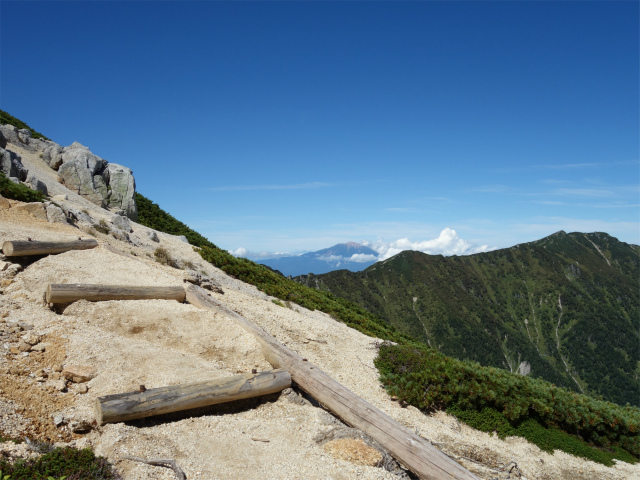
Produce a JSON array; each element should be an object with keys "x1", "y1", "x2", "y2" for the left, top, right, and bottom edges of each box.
[{"x1": 294, "y1": 231, "x2": 640, "y2": 406}]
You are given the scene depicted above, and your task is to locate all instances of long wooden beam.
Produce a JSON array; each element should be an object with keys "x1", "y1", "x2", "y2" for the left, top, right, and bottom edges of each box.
[
  {"x1": 95, "y1": 369, "x2": 291, "y2": 424},
  {"x1": 46, "y1": 284, "x2": 186, "y2": 304},
  {"x1": 2, "y1": 238, "x2": 98, "y2": 256},
  {"x1": 185, "y1": 284, "x2": 479, "y2": 480}
]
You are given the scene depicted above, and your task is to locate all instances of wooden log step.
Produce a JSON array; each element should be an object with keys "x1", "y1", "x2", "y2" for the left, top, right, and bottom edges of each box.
[
  {"x1": 46, "y1": 284, "x2": 186, "y2": 304},
  {"x1": 2, "y1": 238, "x2": 98, "y2": 256},
  {"x1": 184, "y1": 284, "x2": 480, "y2": 480},
  {"x1": 95, "y1": 369, "x2": 291, "y2": 424}
]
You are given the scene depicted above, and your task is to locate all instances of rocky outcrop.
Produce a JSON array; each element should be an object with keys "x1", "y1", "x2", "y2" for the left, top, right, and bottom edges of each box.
[
  {"x1": 56, "y1": 142, "x2": 137, "y2": 219},
  {"x1": 0, "y1": 125, "x2": 20, "y2": 145},
  {"x1": 0, "y1": 125, "x2": 48, "y2": 153},
  {"x1": 0, "y1": 148, "x2": 27, "y2": 181},
  {"x1": 1, "y1": 124, "x2": 138, "y2": 221},
  {"x1": 0, "y1": 125, "x2": 138, "y2": 221},
  {"x1": 57, "y1": 142, "x2": 107, "y2": 206},
  {"x1": 104, "y1": 164, "x2": 137, "y2": 221},
  {"x1": 42, "y1": 143, "x2": 64, "y2": 170}
]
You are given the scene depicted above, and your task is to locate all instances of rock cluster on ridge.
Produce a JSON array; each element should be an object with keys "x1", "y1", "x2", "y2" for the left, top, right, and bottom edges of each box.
[
  {"x1": 0, "y1": 124, "x2": 138, "y2": 221},
  {"x1": 56, "y1": 142, "x2": 137, "y2": 220}
]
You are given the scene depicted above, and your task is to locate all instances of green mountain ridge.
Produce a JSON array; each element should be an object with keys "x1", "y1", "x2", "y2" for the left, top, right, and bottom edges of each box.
[{"x1": 294, "y1": 231, "x2": 640, "y2": 406}]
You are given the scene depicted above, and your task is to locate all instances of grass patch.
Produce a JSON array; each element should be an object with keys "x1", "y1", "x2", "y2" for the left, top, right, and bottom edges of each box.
[
  {"x1": 154, "y1": 247, "x2": 175, "y2": 267},
  {"x1": 92, "y1": 219, "x2": 110, "y2": 235}
]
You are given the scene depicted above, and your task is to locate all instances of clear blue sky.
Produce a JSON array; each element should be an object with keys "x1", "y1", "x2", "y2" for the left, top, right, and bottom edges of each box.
[{"x1": 2, "y1": 1, "x2": 638, "y2": 257}]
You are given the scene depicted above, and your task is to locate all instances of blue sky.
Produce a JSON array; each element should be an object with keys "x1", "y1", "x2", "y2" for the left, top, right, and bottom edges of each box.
[{"x1": 1, "y1": 1, "x2": 638, "y2": 258}]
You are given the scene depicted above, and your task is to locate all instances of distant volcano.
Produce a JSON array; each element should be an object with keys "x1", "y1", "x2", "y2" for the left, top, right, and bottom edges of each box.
[{"x1": 258, "y1": 242, "x2": 378, "y2": 276}]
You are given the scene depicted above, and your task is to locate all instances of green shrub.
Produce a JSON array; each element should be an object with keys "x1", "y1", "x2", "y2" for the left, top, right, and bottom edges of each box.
[
  {"x1": 272, "y1": 299, "x2": 286, "y2": 307},
  {"x1": 135, "y1": 193, "x2": 218, "y2": 250},
  {"x1": 375, "y1": 343, "x2": 640, "y2": 464},
  {"x1": 0, "y1": 172, "x2": 45, "y2": 203},
  {"x1": 0, "y1": 447, "x2": 121, "y2": 479}
]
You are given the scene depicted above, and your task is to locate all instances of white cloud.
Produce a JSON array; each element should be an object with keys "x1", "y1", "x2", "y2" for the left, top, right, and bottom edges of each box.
[
  {"x1": 229, "y1": 248, "x2": 301, "y2": 259},
  {"x1": 229, "y1": 247, "x2": 249, "y2": 257},
  {"x1": 363, "y1": 228, "x2": 493, "y2": 261},
  {"x1": 231, "y1": 228, "x2": 495, "y2": 263},
  {"x1": 349, "y1": 253, "x2": 378, "y2": 263},
  {"x1": 320, "y1": 255, "x2": 344, "y2": 263}
]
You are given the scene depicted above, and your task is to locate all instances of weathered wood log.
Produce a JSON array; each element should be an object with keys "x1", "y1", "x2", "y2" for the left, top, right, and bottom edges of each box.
[
  {"x1": 185, "y1": 284, "x2": 480, "y2": 480},
  {"x1": 46, "y1": 284, "x2": 186, "y2": 304},
  {"x1": 96, "y1": 369, "x2": 291, "y2": 424},
  {"x1": 2, "y1": 238, "x2": 98, "y2": 256}
]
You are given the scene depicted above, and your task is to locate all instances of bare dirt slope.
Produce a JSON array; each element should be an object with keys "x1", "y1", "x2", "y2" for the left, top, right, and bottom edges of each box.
[{"x1": 0, "y1": 143, "x2": 638, "y2": 479}]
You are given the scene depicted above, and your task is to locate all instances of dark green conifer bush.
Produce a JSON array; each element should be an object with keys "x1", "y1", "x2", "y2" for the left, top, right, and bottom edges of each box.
[
  {"x1": 0, "y1": 172, "x2": 45, "y2": 203},
  {"x1": 0, "y1": 446, "x2": 121, "y2": 479},
  {"x1": 375, "y1": 343, "x2": 639, "y2": 465}
]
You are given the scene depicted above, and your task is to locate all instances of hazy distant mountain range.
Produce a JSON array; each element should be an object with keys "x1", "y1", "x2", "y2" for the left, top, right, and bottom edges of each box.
[
  {"x1": 294, "y1": 231, "x2": 640, "y2": 406},
  {"x1": 258, "y1": 242, "x2": 379, "y2": 276}
]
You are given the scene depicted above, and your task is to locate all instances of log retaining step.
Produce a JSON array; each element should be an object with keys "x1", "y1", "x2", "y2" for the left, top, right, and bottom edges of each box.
[
  {"x1": 96, "y1": 369, "x2": 291, "y2": 424},
  {"x1": 46, "y1": 284, "x2": 186, "y2": 304},
  {"x1": 2, "y1": 239, "x2": 98, "y2": 256}
]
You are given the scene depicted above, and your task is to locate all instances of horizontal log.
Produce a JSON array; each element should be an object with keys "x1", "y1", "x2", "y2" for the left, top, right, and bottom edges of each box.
[
  {"x1": 96, "y1": 369, "x2": 291, "y2": 424},
  {"x1": 46, "y1": 284, "x2": 186, "y2": 304},
  {"x1": 185, "y1": 284, "x2": 479, "y2": 480},
  {"x1": 2, "y1": 238, "x2": 98, "y2": 256}
]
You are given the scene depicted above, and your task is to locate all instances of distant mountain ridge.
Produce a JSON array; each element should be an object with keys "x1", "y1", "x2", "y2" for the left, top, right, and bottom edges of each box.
[
  {"x1": 258, "y1": 242, "x2": 378, "y2": 276},
  {"x1": 294, "y1": 231, "x2": 640, "y2": 406}
]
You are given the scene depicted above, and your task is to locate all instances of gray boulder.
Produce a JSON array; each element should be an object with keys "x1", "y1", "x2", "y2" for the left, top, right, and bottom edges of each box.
[
  {"x1": 104, "y1": 163, "x2": 137, "y2": 221},
  {"x1": 0, "y1": 148, "x2": 28, "y2": 181},
  {"x1": 61, "y1": 142, "x2": 104, "y2": 175},
  {"x1": 26, "y1": 173, "x2": 48, "y2": 195},
  {"x1": 17, "y1": 129, "x2": 31, "y2": 144},
  {"x1": 111, "y1": 213, "x2": 132, "y2": 233},
  {"x1": 42, "y1": 143, "x2": 64, "y2": 170},
  {"x1": 0, "y1": 125, "x2": 19, "y2": 144},
  {"x1": 66, "y1": 208, "x2": 94, "y2": 227},
  {"x1": 57, "y1": 142, "x2": 107, "y2": 206},
  {"x1": 46, "y1": 204, "x2": 69, "y2": 224},
  {"x1": 109, "y1": 228, "x2": 130, "y2": 242},
  {"x1": 0, "y1": 130, "x2": 6, "y2": 149},
  {"x1": 147, "y1": 230, "x2": 160, "y2": 243}
]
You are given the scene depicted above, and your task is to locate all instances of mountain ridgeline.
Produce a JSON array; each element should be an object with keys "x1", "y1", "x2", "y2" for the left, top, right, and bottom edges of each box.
[
  {"x1": 258, "y1": 242, "x2": 378, "y2": 277},
  {"x1": 294, "y1": 231, "x2": 640, "y2": 406}
]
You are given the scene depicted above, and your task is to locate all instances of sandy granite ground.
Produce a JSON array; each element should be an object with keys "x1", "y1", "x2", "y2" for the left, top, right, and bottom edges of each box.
[{"x1": 0, "y1": 142, "x2": 637, "y2": 479}]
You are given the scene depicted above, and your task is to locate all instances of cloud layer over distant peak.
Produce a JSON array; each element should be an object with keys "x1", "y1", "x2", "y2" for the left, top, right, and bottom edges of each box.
[
  {"x1": 364, "y1": 228, "x2": 492, "y2": 260},
  {"x1": 231, "y1": 228, "x2": 493, "y2": 263}
]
